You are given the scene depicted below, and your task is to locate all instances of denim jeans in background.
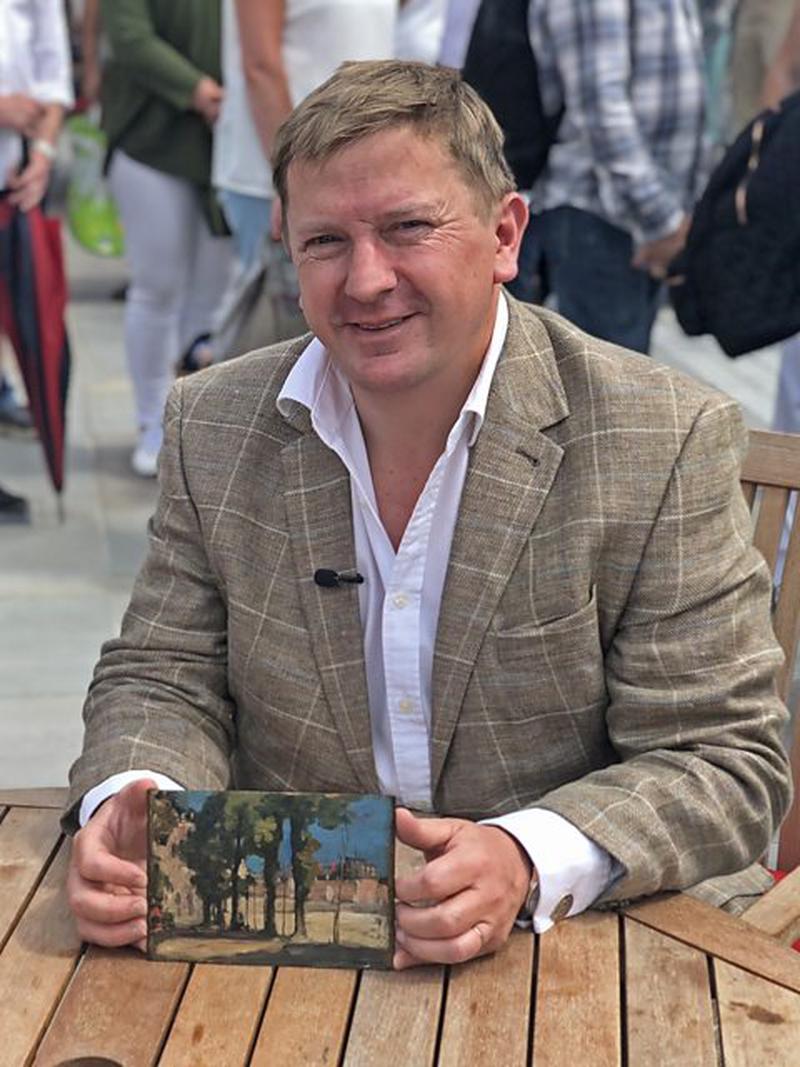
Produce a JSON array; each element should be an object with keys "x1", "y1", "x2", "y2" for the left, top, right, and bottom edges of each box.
[
  {"x1": 512, "y1": 206, "x2": 662, "y2": 355},
  {"x1": 217, "y1": 189, "x2": 272, "y2": 271}
]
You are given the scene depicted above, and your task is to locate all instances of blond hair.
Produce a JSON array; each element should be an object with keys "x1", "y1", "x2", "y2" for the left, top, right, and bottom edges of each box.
[{"x1": 272, "y1": 60, "x2": 515, "y2": 217}]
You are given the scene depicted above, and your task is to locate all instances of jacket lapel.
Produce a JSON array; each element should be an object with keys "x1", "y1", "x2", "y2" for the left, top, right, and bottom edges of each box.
[
  {"x1": 280, "y1": 417, "x2": 379, "y2": 794},
  {"x1": 430, "y1": 300, "x2": 570, "y2": 793}
]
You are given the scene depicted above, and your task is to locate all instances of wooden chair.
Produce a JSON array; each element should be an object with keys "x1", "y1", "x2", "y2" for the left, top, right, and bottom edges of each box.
[{"x1": 738, "y1": 429, "x2": 800, "y2": 945}]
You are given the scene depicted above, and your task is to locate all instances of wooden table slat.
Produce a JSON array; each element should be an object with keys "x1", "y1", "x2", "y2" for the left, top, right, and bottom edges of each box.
[
  {"x1": 343, "y1": 966, "x2": 444, "y2": 1067},
  {"x1": 715, "y1": 960, "x2": 800, "y2": 1065},
  {"x1": 0, "y1": 789, "x2": 69, "y2": 810},
  {"x1": 438, "y1": 931, "x2": 534, "y2": 1067},
  {"x1": 34, "y1": 946, "x2": 189, "y2": 1067},
  {"x1": 625, "y1": 894, "x2": 800, "y2": 995},
  {"x1": 624, "y1": 918, "x2": 719, "y2": 1066},
  {"x1": 157, "y1": 964, "x2": 273, "y2": 1067},
  {"x1": 0, "y1": 842, "x2": 82, "y2": 1066},
  {"x1": 533, "y1": 912, "x2": 622, "y2": 1067},
  {"x1": 249, "y1": 966, "x2": 358, "y2": 1065},
  {"x1": 0, "y1": 807, "x2": 63, "y2": 952}
]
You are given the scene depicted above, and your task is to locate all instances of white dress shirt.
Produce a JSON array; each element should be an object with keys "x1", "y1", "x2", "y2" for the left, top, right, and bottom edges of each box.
[
  {"x1": 0, "y1": 0, "x2": 73, "y2": 184},
  {"x1": 81, "y1": 294, "x2": 617, "y2": 932}
]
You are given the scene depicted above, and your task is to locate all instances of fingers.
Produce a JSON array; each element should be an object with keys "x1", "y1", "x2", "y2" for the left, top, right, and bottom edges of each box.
[
  {"x1": 74, "y1": 915, "x2": 149, "y2": 950},
  {"x1": 66, "y1": 779, "x2": 157, "y2": 951},
  {"x1": 394, "y1": 921, "x2": 493, "y2": 969},
  {"x1": 67, "y1": 851, "x2": 149, "y2": 950},
  {"x1": 70, "y1": 880, "x2": 148, "y2": 927},
  {"x1": 393, "y1": 821, "x2": 531, "y2": 969},
  {"x1": 396, "y1": 887, "x2": 482, "y2": 940}
]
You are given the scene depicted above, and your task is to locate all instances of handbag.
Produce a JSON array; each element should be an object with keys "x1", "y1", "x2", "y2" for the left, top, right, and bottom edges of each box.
[{"x1": 667, "y1": 90, "x2": 800, "y2": 357}]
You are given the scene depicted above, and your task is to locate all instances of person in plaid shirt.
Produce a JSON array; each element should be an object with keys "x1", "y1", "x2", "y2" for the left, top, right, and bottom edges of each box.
[{"x1": 523, "y1": 0, "x2": 710, "y2": 353}]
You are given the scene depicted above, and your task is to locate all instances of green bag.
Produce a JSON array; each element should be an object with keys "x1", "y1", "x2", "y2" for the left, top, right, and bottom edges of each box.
[{"x1": 66, "y1": 113, "x2": 125, "y2": 258}]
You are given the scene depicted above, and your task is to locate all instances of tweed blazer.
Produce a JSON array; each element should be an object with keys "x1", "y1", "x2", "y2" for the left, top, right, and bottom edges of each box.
[{"x1": 66, "y1": 298, "x2": 791, "y2": 910}]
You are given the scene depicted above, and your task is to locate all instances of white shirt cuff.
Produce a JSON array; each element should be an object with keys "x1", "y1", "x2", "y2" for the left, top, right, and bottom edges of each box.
[
  {"x1": 482, "y1": 808, "x2": 623, "y2": 934},
  {"x1": 78, "y1": 770, "x2": 184, "y2": 827}
]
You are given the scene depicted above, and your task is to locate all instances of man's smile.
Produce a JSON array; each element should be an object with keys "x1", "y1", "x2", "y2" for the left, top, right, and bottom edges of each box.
[{"x1": 346, "y1": 313, "x2": 418, "y2": 333}]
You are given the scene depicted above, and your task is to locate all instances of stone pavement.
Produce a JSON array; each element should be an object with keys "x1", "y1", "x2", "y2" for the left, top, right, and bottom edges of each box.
[{"x1": 0, "y1": 236, "x2": 784, "y2": 789}]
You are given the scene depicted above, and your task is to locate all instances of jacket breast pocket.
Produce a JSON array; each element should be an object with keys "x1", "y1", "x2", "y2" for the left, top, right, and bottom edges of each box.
[{"x1": 491, "y1": 589, "x2": 606, "y2": 717}]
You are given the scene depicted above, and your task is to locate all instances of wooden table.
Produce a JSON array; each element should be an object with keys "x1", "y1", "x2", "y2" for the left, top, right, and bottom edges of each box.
[{"x1": 2, "y1": 789, "x2": 800, "y2": 1067}]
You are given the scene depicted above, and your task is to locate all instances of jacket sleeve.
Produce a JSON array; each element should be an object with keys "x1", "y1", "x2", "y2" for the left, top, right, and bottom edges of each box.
[
  {"x1": 100, "y1": 0, "x2": 206, "y2": 110},
  {"x1": 63, "y1": 380, "x2": 234, "y2": 833},
  {"x1": 534, "y1": 399, "x2": 792, "y2": 902}
]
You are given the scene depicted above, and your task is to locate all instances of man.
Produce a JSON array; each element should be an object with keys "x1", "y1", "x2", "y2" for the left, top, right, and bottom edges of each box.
[
  {"x1": 0, "y1": 0, "x2": 73, "y2": 520},
  {"x1": 522, "y1": 0, "x2": 709, "y2": 353},
  {"x1": 65, "y1": 61, "x2": 790, "y2": 968}
]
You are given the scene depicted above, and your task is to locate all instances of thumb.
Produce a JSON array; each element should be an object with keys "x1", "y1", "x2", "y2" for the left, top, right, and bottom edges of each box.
[
  {"x1": 110, "y1": 777, "x2": 159, "y2": 832},
  {"x1": 395, "y1": 807, "x2": 455, "y2": 855}
]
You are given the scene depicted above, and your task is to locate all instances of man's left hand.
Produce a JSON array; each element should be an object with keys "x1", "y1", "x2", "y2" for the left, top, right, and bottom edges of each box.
[
  {"x1": 7, "y1": 150, "x2": 52, "y2": 212},
  {"x1": 393, "y1": 808, "x2": 532, "y2": 969},
  {"x1": 632, "y1": 215, "x2": 691, "y2": 280}
]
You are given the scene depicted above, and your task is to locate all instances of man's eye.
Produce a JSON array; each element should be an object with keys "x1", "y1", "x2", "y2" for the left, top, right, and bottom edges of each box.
[
  {"x1": 306, "y1": 234, "x2": 340, "y2": 248},
  {"x1": 395, "y1": 220, "x2": 429, "y2": 232}
]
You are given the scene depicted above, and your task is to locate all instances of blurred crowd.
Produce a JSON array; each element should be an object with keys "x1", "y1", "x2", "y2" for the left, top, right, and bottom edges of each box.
[{"x1": 1, "y1": 0, "x2": 799, "y2": 520}]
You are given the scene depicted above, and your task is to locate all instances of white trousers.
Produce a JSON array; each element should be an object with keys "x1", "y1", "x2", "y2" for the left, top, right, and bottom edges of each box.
[{"x1": 109, "y1": 151, "x2": 232, "y2": 440}]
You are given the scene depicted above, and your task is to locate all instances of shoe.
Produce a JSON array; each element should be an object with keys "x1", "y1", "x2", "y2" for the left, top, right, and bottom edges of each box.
[
  {"x1": 131, "y1": 440, "x2": 159, "y2": 478},
  {"x1": 0, "y1": 389, "x2": 35, "y2": 438},
  {"x1": 131, "y1": 426, "x2": 161, "y2": 478},
  {"x1": 0, "y1": 485, "x2": 30, "y2": 523}
]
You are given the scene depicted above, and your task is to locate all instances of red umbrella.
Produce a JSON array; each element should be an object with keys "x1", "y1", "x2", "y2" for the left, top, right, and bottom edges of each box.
[{"x1": 0, "y1": 199, "x2": 71, "y2": 515}]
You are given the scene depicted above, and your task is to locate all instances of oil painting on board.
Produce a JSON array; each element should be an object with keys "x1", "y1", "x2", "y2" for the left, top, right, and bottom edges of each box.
[{"x1": 147, "y1": 791, "x2": 395, "y2": 968}]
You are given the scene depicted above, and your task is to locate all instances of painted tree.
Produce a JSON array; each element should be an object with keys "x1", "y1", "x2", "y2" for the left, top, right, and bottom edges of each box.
[
  {"x1": 178, "y1": 794, "x2": 231, "y2": 929},
  {"x1": 286, "y1": 795, "x2": 353, "y2": 938},
  {"x1": 253, "y1": 796, "x2": 284, "y2": 937},
  {"x1": 221, "y1": 795, "x2": 257, "y2": 932}
]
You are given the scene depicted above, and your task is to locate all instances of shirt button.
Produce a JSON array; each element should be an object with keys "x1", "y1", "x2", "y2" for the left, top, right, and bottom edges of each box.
[
  {"x1": 392, "y1": 593, "x2": 408, "y2": 609},
  {"x1": 398, "y1": 698, "x2": 414, "y2": 713}
]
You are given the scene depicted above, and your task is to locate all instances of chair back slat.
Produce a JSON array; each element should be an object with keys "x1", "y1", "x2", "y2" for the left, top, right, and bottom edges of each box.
[
  {"x1": 774, "y1": 515, "x2": 800, "y2": 702},
  {"x1": 741, "y1": 429, "x2": 800, "y2": 870},
  {"x1": 752, "y1": 486, "x2": 791, "y2": 577}
]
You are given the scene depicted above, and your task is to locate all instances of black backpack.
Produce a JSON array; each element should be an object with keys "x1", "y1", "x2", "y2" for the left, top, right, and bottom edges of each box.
[
  {"x1": 461, "y1": 0, "x2": 562, "y2": 190},
  {"x1": 668, "y1": 89, "x2": 800, "y2": 357}
]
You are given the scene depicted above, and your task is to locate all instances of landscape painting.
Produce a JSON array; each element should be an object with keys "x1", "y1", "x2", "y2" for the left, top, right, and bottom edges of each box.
[{"x1": 147, "y1": 790, "x2": 395, "y2": 968}]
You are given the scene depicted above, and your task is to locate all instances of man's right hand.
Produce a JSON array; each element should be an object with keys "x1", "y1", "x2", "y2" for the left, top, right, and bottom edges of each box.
[
  {"x1": 66, "y1": 778, "x2": 154, "y2": 952},
  {"x1": 0, "y1": 93, "x2": 44, "y2": 136}
]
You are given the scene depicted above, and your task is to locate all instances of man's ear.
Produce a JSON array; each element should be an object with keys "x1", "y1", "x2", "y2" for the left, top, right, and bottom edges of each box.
[{"x1": 492, "y1": 192, "x2": 529, "y2": 286}]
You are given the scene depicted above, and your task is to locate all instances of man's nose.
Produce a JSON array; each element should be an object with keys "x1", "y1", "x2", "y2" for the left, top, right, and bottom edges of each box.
[{"x1": 344, "y1": 238, "x2": 397, "y2": 302}]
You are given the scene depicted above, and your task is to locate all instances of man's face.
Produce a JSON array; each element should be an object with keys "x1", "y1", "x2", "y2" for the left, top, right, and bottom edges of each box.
[{"x1": 284, "y1": 127, "x2": 525, "y2": 403}]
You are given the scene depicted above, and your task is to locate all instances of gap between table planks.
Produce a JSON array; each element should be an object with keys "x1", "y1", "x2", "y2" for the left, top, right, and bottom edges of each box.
[
  {"x1": 532, "y1": 911, "x2": 621, "y2": 1067},
  {"x1": 33, "y1": 946, "x2": 189, "y2": 1067},
  {"x1": 342, "y1": 965, "x2": 444, "y2": 1067},
  {"x1": 0, "y1": 805, "x2": 63, "y2": 952},
  {"x1": 624, "y1": 917, "x2": 719, "y2": 1066},
  {"x1": 0, "y1": 842, "x2": 82, "y2": 1066}
]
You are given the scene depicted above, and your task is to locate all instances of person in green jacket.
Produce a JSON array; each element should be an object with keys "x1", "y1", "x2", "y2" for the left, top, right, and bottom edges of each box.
[{"x1": 100, "y1": 0, "x2": 232, "y2": 477}]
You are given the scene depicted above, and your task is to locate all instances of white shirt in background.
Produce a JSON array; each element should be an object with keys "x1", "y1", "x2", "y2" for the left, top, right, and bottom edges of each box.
[
  {"x1": 0, "y1": 0, "x2": 73, "y2": 184},
  {"x1": 213, "y1": 0, "x2": 396, "y2": 197},
  {"x1": 395, "y1": 0, "x2": 447, "y2": 65},
  {"x1": 437, "y1": 0, "x2": 482, "y2": 68}
]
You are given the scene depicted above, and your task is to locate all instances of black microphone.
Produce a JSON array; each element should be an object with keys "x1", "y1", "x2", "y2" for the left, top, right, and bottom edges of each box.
[{"x1": 314, "y1": 568, "x2": 365, "y2": 588}]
